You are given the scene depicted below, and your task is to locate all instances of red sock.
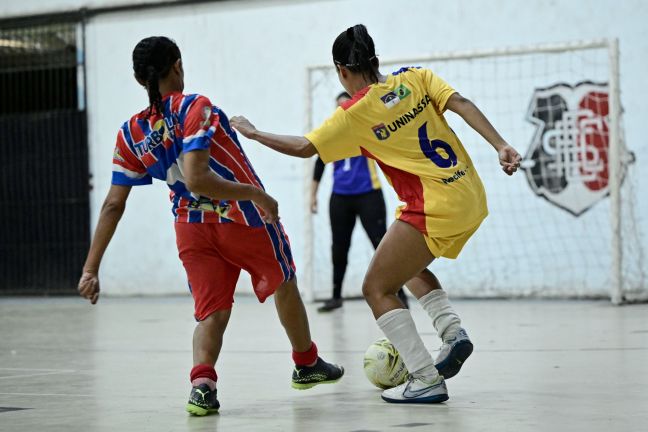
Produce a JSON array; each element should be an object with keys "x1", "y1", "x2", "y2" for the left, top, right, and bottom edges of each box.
[
  {"x1": 292, "y1": 342, "x2": 318, "y2": 366},
  {"x1": 190, "y1": 364, "x2": 217, "y2": 383}
]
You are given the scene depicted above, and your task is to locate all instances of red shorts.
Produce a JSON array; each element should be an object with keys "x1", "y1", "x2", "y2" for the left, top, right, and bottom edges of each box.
[{"x1": 175, "y1": 222, "x2": 296, "y2": 321}]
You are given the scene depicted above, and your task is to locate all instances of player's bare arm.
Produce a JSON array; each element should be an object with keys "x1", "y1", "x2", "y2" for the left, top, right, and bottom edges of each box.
[
  {"x1": 183, "y1": 149, "x2": 279, "y2": 223},
  {"x1": 78, "y1": 184, "x2": 131, "y2": 304},
  {"x1": 230, "y1": 116, "x2": 317, "y2": 158},
  {"x1": 445, "y1": 92, "x2": 522, "y2": 175}
]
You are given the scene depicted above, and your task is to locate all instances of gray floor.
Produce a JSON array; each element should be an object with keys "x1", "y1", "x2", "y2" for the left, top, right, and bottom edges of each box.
[{"x1": 0, "y1": 296, "x2": 647, "y2": 432}]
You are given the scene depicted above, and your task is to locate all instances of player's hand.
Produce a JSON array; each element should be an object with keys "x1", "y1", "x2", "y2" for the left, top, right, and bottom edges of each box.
[
  {"x1": 253, "y1": 190, "x2": 280, "y2": 224},
  {"x1": 310, "y1": 194, "x2": 318, "y2": 214},
  {"x1": 498, "y1": 144, "x2": 522, "y2": 176},
  {"x1": 230, "y1": 116, "x2": 257, "y2": 139},
  {"x1": 78, "y1": 271, "x2": 100, "y2": 305}
]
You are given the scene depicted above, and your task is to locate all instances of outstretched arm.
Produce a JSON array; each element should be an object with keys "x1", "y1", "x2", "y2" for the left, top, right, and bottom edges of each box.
[
  {"x1": 446, "y1": 93, "x2": 521, "y2": 175},
  {"x1": 78, "y1": 184, "x2": 131, "y2": 304},
  {"x1": 230, "y1": 116, "x2": 318, "y2": 158},
  {"x1": 183, "y1": 149, "x2": 279, "y2": 223}
]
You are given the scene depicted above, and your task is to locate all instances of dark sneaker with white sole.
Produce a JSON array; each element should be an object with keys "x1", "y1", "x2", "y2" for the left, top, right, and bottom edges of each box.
[
  {"x1": 318, "y1": 298, "x2": 343, "y2": 312},
  {"x1": 291, "y1": 357, "x2": 344, "y2": 389},
  {"x1": 435, "y1": 328, "x2": 473, "y2": 379},
  {"x1": 186, "y1": 383, "x2": 220, "y2": 416}
]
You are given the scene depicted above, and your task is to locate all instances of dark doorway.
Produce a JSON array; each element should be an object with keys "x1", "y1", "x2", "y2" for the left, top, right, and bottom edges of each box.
[{"x1": 0, "y1": 20, "x2": 90, "y2": 295}]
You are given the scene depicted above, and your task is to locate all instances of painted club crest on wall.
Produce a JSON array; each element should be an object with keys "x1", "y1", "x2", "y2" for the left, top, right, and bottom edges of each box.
[{"x1": 521, "y1": 81, "x2": 626, "y2": 216}]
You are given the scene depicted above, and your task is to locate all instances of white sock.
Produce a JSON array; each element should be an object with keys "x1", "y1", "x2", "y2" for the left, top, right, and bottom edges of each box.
[
  {"x1": 418, "y1": 290, "x2": 461, "y2": 343},
  {"x1": 376, "y1": 309, "x2": 439, "y2": 381}
]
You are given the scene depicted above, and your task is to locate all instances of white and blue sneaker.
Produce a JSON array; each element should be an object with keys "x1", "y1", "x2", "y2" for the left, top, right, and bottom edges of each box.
[
  {"x1": 381, "y1": 375, "x2": 448, "y2": 404},
  {"x1": 435, "y1": 328, "x2": 473, "y2": 379}
]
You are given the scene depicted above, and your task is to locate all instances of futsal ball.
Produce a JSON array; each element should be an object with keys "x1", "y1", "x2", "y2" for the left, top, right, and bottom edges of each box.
[{"x1": 363, "y1": 337, "x2": 408, "y2": 389}]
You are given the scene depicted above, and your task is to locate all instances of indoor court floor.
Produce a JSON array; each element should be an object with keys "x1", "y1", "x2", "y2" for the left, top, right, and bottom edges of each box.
[{"x1": 1, "y1": 296, "x2": 646, "y2": 432}]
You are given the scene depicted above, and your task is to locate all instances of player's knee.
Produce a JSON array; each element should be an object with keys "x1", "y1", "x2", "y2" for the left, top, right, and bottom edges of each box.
[
  {"x1": 362, "y1": 276, "x2": 386, "y2": 303},
  {"x1": 274, "y1": 278, "x2": 301, "y2": 300},
  {"x1": 201, "y1": 309, "x2": 230, "y2": 329}
]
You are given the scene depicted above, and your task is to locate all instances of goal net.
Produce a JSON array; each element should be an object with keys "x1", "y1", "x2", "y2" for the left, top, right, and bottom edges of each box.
[{"x1": 304, "y1": 39, "x2": 646, "y2": 304}]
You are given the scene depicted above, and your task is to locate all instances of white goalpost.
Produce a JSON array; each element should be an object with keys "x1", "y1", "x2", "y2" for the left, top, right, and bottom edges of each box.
[{"x1": 303, "y1": 39, "x2": 646, "y2": 305}]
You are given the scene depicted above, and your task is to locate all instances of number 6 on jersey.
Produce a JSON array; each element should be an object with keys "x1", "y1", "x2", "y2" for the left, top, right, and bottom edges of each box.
[{"x1": 418, "y1": 122, "x2": 457, "y2": 169}]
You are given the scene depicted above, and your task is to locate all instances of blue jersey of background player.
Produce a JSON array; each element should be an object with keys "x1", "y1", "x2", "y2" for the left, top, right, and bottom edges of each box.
[{"x1": 325, "y1": 155, "x2": 381, "y2": 195}]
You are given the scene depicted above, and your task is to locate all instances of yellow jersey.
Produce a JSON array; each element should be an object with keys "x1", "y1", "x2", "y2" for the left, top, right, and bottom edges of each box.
[{"x1": 305, "y1": 67, "x2": 488, "y2": 253}]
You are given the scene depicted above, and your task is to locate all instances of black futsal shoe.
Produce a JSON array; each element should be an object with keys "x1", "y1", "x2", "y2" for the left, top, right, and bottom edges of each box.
[
  {"x1": 186, "y1": 383, "x2": 220, "y2": 416},
  {"x1": 317, "y1": 298, "x2": 343, "y2": 312},
  {"x1": 291, "y1": 357, "x2": 345, "y2": 389}
]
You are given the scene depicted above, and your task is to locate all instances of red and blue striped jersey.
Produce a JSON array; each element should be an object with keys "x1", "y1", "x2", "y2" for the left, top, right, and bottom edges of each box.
[{"x1": 112, "y1": 92, "x2": 267, "y2": 225}]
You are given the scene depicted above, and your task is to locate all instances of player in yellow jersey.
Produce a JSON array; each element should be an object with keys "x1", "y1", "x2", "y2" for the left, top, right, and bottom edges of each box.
[{"x1": 231, "y1": 24, "x2": 521, "y2": 404}]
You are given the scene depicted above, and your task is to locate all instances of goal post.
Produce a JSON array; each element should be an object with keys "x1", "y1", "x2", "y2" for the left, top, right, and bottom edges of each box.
[
  {"x1": 303, "y1": 39, "x2": 646, "y2": 305},
  {"x1": 607, "y1": 38, "x2": 622, "y2": 305}
]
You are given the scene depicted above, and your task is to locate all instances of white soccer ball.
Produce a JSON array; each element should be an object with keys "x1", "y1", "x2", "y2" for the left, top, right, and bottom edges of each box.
[{"x1": 363, "y1": 337, "x2": 408, "y2": 389}]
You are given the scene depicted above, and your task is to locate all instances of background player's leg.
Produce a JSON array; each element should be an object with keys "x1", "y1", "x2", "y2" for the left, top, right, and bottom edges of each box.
[
  {"x1": 357, "y1": 190, "x2": 409, "y2": 307},
  {"x1": 362, "y1": 220, "x2": 447, "y2": 403},
  {"x1": 356, "y1": 190, "x2": 387, "y2": 248},
  {"x1": 320, "y1": 193, "x2": 356, "y2": 312}
]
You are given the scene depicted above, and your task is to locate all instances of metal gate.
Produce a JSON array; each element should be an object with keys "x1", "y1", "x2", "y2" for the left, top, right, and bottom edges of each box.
[{"x1": 0, "y1": 19, "x2": 90, "y2": 295}]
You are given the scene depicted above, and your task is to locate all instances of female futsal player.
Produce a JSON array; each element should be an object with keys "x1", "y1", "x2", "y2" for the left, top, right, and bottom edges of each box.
[
  {"x1": 312, "y1": 92, "x2": 408, "y2": 312},
  {"x1": 231, "y1": 25, "x2": 521, "y2": 404},
  {"x1": 77, "y1": 36, "x2": 343, "y2": 416}
]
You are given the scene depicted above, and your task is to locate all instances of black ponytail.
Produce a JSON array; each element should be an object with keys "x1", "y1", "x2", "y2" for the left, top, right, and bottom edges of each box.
[
  {"x1": 132, "y1": 36, "x2": 181, "y2": 117},
  {"x1": 332, "y1": 24, "x2": 379, "y2": 83}
]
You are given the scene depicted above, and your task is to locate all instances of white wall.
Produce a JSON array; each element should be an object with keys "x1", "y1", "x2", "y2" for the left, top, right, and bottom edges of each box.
[
  {"x1": 81, "y1": 0, "x2": 647, "y2": 297},
  {"x1": 0, "y1": 0, "x2": 167, "y2": 18}
]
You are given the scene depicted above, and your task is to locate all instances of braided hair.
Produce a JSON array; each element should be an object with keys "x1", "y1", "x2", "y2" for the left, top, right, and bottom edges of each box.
[
  {"x1": 132, "y1": 36, "x2": 181, "y2": 117},
  {"x1": 332, "y1": 24, "x2": 379, "y2": 83}
]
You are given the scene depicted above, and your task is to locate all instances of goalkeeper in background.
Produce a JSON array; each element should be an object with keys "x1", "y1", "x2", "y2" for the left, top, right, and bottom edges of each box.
[{"x1": 311, "y1": 92, "x2": 409, "y2": 312}]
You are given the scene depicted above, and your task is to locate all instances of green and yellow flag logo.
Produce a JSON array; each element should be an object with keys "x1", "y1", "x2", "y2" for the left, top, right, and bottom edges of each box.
[{"x1": 394, "y1": 84, "x2": 411, "y2": 99}]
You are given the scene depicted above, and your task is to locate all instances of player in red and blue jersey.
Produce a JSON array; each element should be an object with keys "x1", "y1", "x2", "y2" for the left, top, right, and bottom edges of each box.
[
  {"x1": 77, "y1": 36, "x2": 343, "y2": 416},
  {"x1": 311, "y1": 92, "x2": 409, "y2": 311}
]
